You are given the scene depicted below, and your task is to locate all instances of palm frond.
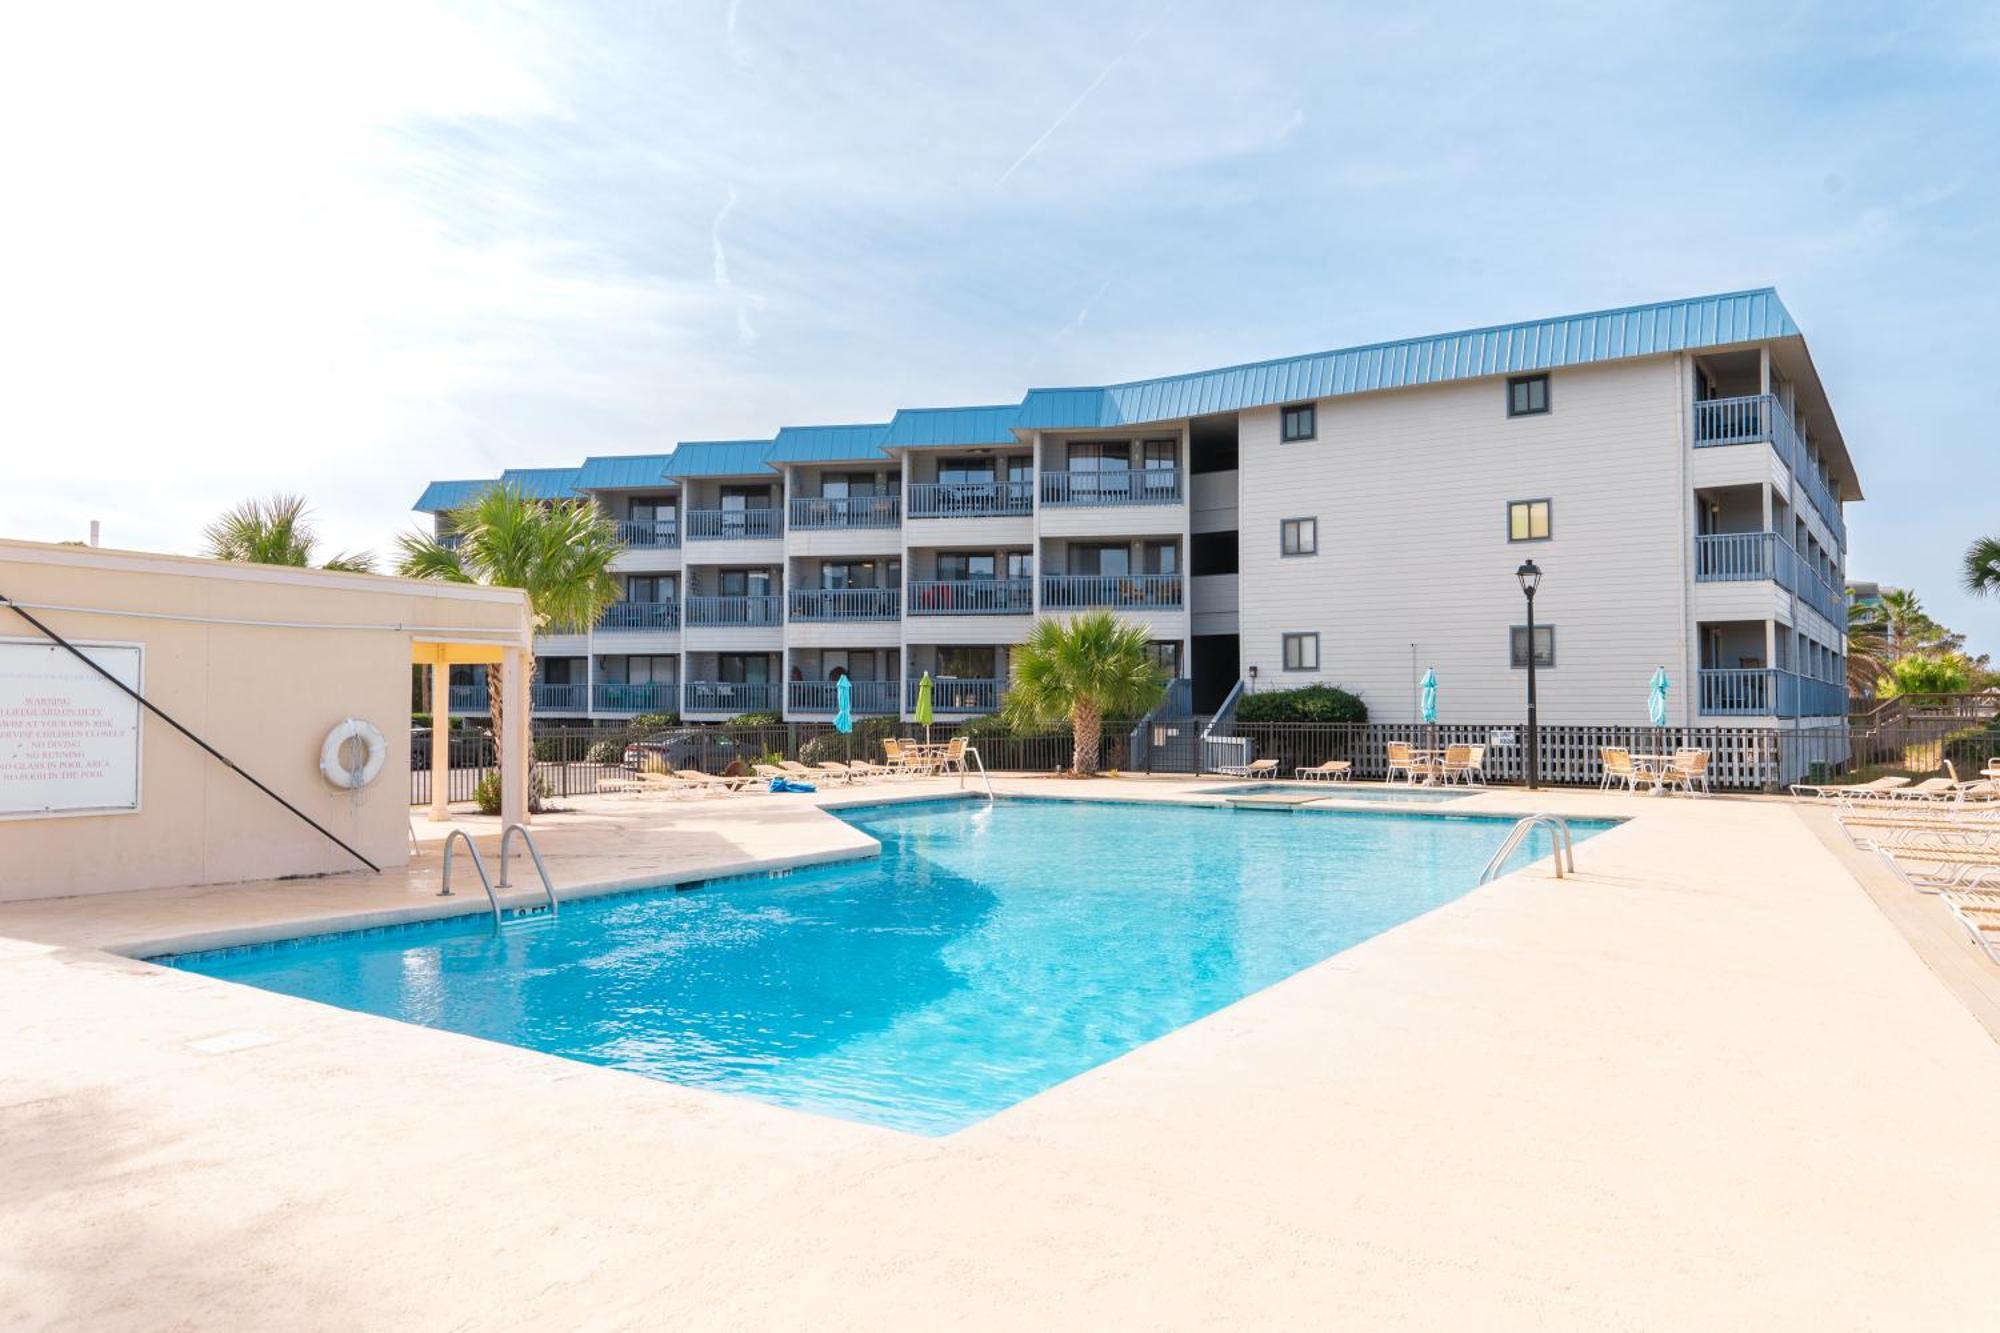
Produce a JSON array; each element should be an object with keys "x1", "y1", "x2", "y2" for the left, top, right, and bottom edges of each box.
[
  {"x1": 203, "y1": 494, "x2": 316, "y2": 566},
  {"x1": 1964, "y1": 537, "x2": 2000, "y2": 597}
]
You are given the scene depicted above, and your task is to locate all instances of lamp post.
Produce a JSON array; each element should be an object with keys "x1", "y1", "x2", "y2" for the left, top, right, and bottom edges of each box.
[{"x1": 1516, "y1": 559, "x2": 1542, "y2": 790}]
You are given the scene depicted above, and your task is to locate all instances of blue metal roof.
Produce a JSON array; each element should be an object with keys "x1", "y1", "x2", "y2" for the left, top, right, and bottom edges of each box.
[
  {"x1": 1016, "y1": 288, "x2": 1800, "y2": 430},
  {"x1": 496, "y1": 467, "x2": 584, "y2": 500},
  {"x1": 767, "y1": 423, "x2": 891, "y2": 463},
  {"x1": 665, "y1": 440, "x2": 775, "y2": 477},
  {"x1": 413, "y1": 478, "x2": 495, "y2": 513},
  {"x1": 881, "y1": 405, "x2": 1022, "y2": 448},
  {"x1": 576, "y1": 453, "x2": 677, "y2": 490}
]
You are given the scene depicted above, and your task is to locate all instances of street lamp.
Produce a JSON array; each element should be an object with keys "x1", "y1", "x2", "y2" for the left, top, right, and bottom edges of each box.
[{"x1": 1516, "y1": 559, "x2": 1543, "y2": 790}]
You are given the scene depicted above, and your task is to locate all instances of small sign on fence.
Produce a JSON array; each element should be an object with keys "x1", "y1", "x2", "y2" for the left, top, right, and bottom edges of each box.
[{"x1": 1488, "y1": 729, "x2": 1517, "y2": 747}]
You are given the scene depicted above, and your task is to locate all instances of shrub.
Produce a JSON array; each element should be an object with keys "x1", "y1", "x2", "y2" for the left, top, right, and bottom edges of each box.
[
  {"x1": 728, "y1": 711, "x2": 782, "y2": 728},
  {"x1": 628, "y1": 712, "x2": 678, "y2": 732},
  {"x1": 1235, "y1": 684, "x2": 1368, "y2": 724},
  {"x1": 1880, "y1": 652, "x2": 1975, "y2": 698},
  {"x1": 472, "y1": 770, "x2": 553, "y2": 816},
  {"x1": 587, "y1": 739, "x2": 626, "y2": 765},
  {"x1": 799, "y1": 716, "x2": 902, "y2": 765}
]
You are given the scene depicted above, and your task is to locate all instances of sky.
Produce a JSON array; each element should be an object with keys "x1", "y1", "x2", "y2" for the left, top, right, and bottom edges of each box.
[{"x1": 1, "y1": 0, "x2": 1995, "y2": 652}]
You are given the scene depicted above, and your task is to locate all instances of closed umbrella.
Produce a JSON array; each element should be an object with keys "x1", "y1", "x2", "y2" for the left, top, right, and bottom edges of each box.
[
  {"x1": 1648, "y1": 666, "x2": 1670, "y2": 728},
  {"x1": 914, "y1": 670, "x2": 934, "y2": 743},
  {"x1": 833, "y1": 674, "x2": 854, "y2": 735},
  {"x1": 1420, "y1": 667, "x2": 1438, "y2": 753}
]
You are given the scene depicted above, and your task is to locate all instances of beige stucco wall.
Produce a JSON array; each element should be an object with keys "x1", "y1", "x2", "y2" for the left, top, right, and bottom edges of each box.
[{"x1": 0, "y1": 540, "x2": 530, "y2": 903}]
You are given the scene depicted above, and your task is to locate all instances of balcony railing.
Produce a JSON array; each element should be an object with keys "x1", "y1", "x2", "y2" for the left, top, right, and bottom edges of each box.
[
  {"x1": 533, "y1": 682, "x2": 587, "y2": 711},
  {"x1": 447, "y1": 683, "x2": 488, "y2": 712},
  {"x1": 1694, "y1": 534, "x2": 1844, "y2": 625},
  {"x1": 1691, "y1": 394, "x2": 1844, "y2": 545},
  {"x1": 788, "y1": 678, "x2": 900, "y2": 714},
  {"x1": 594, "y1": 680, "x2": 676, "y2": 713},
  {"x1": 1039, "y1": 468, "x2": 1184, "y2": 507},
  {"x1": 1041, "y1": 573, "x2": 1183, "y2": 610},
  {"x1": 615, "y1": 518, "x2": 679, "y2": 548},
  {"x1": 788, "y1": 587, "x2": 901, "y2": 621},
  {"x1": 910, "y1": 676, "x2": 1005, "y2": 714},
  {"x1": 787, "y1": 495, "x2": 900, "y2": 530},
  {"x1": 685, "y1": 507, "x2": 781, "y2": 541},
  {"x1": 684, "y1": 594, "x2": 782, "y2": 627},
  {"x1": 1697, "y1": 668, "x2": 1847, "y2": 718},
  {"x1": 908, "y1": 479, "x2": 1034, "y2": 519},
  {"x1": 906, "y1": 578, "x2": 1034, "y2": 615},
  {"x1": 597, "y1": 599, "x2": 680, "y2": 632},
  {"x1": 683, "y1": 680, "x2": 780, "y2": 714}
]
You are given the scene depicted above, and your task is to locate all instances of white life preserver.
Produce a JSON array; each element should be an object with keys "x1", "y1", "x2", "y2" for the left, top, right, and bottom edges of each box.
[{"x1": 320, "y1": 717, "x2": 388, "y2": 790}]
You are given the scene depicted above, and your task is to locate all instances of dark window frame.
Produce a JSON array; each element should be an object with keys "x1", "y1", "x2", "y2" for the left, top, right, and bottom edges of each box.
[
  {"x1": 1506, "y1": 498, "x2": 1553, "y2": 543},
  {"x1": 1509, "y1": 624, "x2": 1557, "y2": 669},
  {"x1": 1507, "y1": 374, "x2": 1550, "y2": 417},
  {"x1": 1280, "y1": 517, "x2": 1318, "y2": 557},
  {"x1": 1280, "y1": 402, "x2": 1318, "y2": 443},
  {"x1": 1282, "y1": 632, "x2": 1320, "y2": 672}
]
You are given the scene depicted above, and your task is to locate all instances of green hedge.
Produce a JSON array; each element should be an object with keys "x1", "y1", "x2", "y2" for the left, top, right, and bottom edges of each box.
[
  {"x1": 727, "y1": 711, "x2": 782, "y2": 728},
  {"x1": 1235, "y1": 684, "x2": 1368, "y2": 724}
]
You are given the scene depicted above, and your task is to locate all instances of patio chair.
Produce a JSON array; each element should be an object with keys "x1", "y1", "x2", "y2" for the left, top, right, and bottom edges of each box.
[
  {"x1": 1662, "y1": 748, "x2": 1711, "y2": 797},
  {"x1": 882, "y1": 738, "x2": 929, "y2": 776},
  {"x1": 1385, "y1": 743, "x2": 1435, "y2": 785},
  {"x1": 939, "y1": 737, "x2": 969, "y2": 775},
  {"x1": 1218, "y1": 757, "x2": 1281, "y2": 779},
  {"x1": 1600, "y1": 747, "x2": 1643, "y2": 793},
  {"x1": 1295, "y1": 760, "x2": 1353, "y2": 781},
  {"x1": 1441, "y1": 745, "x2": 1487, "y2": 786}
]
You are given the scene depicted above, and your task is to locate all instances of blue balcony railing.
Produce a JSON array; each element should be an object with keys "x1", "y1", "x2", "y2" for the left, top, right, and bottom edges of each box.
[
  {"x1": 906, "y1": 578, "x2": 1034, "y2": 615},
  {"x1": 447, "y1": 683, "x2": 488, "y2": 712},
  {"x1": 683, "y1": 680, "x2": 780, "y2": 714},
  {"x1": 908, "y1": 479, "x2": 1034, "y2": 519},
  {"x1": 1040, "y1": 468, "x2": 1183, "y2": 507},
  {"x1": 597, "y1": 600, "x2": 679, "y2": 632},
  {"x1": 615, "y1": 518, "x2": 679, "y2": 548},
  {"x1": 685, "y1": 507, "x2": 781, "y2": 541},
  {"x1": 533, "y1": 682, "x2": 587, "y2": 712},
  {"x1": 1692, "y1": 394, "x2": 1844, "y2": 545},
  {"x1": 685, "y1": 594, "x2": 782, "y2": 627},
  {"x1": 1697, "y1": 668, "x2": 1847, "y2": 718},
  {"x1": 594, "y1": 681, "x2": 676, "y2": 713},
  {"x1": 788, "y1": 587, "x2": 900, "y2": 621},
  {"x1": 1041, "y1": 573, "x2": 1183, "y2": 610},
  {"x1": 787, "y1": 495, "x2": 900, "y2": 530},
  {"x1": 909, "y1": 676, "x2": 1004, "y2": 714},
  {"x1": 788, "y1": 678, "x2": 900, "y2": 714},
  {"x1": 1695, "y1": 534, "x2": 1844, "y2": 625}
]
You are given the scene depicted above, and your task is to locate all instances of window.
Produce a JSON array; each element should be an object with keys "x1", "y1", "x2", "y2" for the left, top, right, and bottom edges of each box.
[
  {"x1": 937, "y1": 646, "x2": 995, "y2": 678},
  {"x1": 1280, "y1": 517, "x2": 1317, "y2": 556},
  {"x1": 1507, "y1": 374, "x2": 1549, "y2": 417},
  {"x1": 1280, "y1": 402, "x2": 1316, "y2": 442},
  {"x1": 1282, "y1": 633, "x2": 1319, "y2": 671},
  {"x1": 1191, "y1": 529, "x2": 1239, "y2": 576},
  {"x1": 1509, "y1": 625, "x2": 1556, "y2": 668},
  {"x1": 1141, "y1": 541, "x2": 1178, "y2": 576},
  {"x1": 937, "y1": 552, "x2": 996, "y2": 581},
  {"x1": 938, "y1": 456, "x2": 995, "y2": 484},
  {"x1": 1069, "y1": 543, "x2": 1130, "y2": 576},
  {"x1": 1507, "y1": 499, "x2": 1551, "y2": 542},
  {"x1": 1144, "y1": 641, "x2": 1182, "y2": 676},
  {"x1": 1004, "y1": 551, "x2": 1033, "y2": 580}
]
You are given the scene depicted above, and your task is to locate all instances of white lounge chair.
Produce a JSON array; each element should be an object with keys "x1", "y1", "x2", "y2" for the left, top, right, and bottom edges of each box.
[
  {"x1": 1874, "y1": 845, "x2": 2000, "y2": 894},
  {"x1": 1943, "y1": 891, "x2": 2000, "y2": 964},
  {"x1": 1218, "y1": 758, "x2": 1280, "y2": 779},
  {"x1": 1295, "y1": 760, "x2": 1352, "y2": 782}
]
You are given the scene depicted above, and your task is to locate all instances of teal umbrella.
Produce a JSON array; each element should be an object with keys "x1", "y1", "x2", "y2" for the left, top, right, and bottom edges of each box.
[
  {"x1": 1648, "y1": 667, "x2": 1670, "y2": 728},
  {"x1": 833, "y1": 674, "x2": 854, "y2": 735},
  {"x1": 914, "y1": 671, "x2": 934, "y2": 742},
  {"x1": 1420, "y1": 668, "x2": 1438, "y2": 724}
]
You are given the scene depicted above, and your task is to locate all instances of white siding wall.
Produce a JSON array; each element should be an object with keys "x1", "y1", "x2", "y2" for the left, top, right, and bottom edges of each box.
[{"x1": 1235, "y1": 357, "x2": 1690, "y2": 724}]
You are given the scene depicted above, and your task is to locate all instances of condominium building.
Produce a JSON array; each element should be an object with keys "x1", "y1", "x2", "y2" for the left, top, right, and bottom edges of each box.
[{"x1": 415, "y1": 288, "x2": 1859, "y2": 729}]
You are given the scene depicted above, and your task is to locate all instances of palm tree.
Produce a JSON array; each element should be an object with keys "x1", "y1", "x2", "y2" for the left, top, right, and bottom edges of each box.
[
  {"x1": 1877, "y1": 588, "x2": 1933, "y2": 659},
  {"x1": 396, "y1": 485, "x2": 622, "y2": 775},
  {"x1": 203, "y1": 494, "x2": 375, "y2": 572},
  {"x1": 1001, "y1": 611, "x2": 1168, "y2": 774},
  {"x1": 1965, "y1": 537, "x2": 2000, "y2": 597},
  {"x1": 1845, "y1": 601, "x2": 1890, "y2": 696}
]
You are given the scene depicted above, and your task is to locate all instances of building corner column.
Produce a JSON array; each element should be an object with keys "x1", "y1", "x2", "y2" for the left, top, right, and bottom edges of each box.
[
  {"x1": 428, "y1": 646, "x2": 451, "y2": 823},
  {"x1": 500, "y1": 644, "x2": 530, "y2": 826}
]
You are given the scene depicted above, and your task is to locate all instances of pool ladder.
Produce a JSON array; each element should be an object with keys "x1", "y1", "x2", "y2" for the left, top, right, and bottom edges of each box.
[
  {"x1": 1478, "y1": 815, "x2": 1577, "y2": 884},
  {"x1": 438, "y1": 823, "x2": 560, "y2": 933},
  {"x1": 960, "y1": 745, "x2": 996, "y2": 802}
]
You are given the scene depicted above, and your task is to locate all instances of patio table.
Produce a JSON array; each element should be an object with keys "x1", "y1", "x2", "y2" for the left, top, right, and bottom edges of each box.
[{"x1": 1626, "y1": 753, "x2": 1674, "y2": 796}]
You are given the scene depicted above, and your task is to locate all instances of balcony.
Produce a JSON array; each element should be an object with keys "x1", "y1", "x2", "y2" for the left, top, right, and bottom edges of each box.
[
  {"x1": 533, "y1": 682, "x2": 587, "y2": 712},
  {"x1": 1039, "y1": 468, "x2": 1183, "y2": 507},
  {"x1": 1697, "y1": 668, "x2": 1847, "y2": 718},
  {"x1": 1041, "y1": 573, "x2": 1183, "y2": 610},
  {"x1": 685, "y1": 508, "x2": 781, "y2": 541},
  {"x1": 788, "y1": 678, "x2": 900, "y2": 714},
  {"x1": 1691, "y1": 394, "x2": 1844, "y2": 544},
  {"x1": 685, "y1": 594, "x2": 782, "y2": 628},
  {"x1": 787, "y1": 495, "x2": 900, "y2": 530},
  {"x1": 683, "y1": 680, "x2": 780, "y2": 714},
  {"x1": 906, "y1": 578, "x2": 1034, "y2": 616},
  {"x1": 597, "y1": 600, "x2": 680, "y2": 632},
  {"x1": 615, "y1": 518, "x2": 679, "y2": 548},
  {"x1": 1694, "y1": 534, "x2": 1844, "y2": 625},
  {"x1": 447, "y1": 683, "x2": 488, "y2": 712},
  {"x1": 910, "y1": 676, "x2": 1004, "y2": 714},
  {"x1": 594, "y1": 680, "x2": 676, "y2": 713},
  {"x1": 908, "y1": 479, "x2": 1034, "y2": 519},
  {"x1": 788, "y1": 587, "x2": 900, "y2": 621}
]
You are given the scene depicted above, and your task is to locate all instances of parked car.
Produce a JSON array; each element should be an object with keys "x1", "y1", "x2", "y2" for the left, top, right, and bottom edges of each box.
[{"x1": 622, "y1": 730, "x2": 749, "y2": 775}]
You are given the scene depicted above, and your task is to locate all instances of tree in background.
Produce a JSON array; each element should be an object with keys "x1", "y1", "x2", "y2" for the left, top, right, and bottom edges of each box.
[
  {"x1": 1001, "y1": 612, "x2": 1167, "y2": 774},
  {"x1": 1845, "y1": 601, "x2": 1892, "y2": 697},
  {"x1": 203, "y1": 494, "x2": 375, "y2": 572},
  {"x1": 1879, "y1": 652, "x2": 1976, "y2": 698},
  {"x1": 396, "y1": 486, "x2": 622, "y2": 778},
  {"x1": 1876, "y1": 588, "x2": 1964, "y2": 658},
  {"x1": 1965, "y1": 536, "x2": 2000, "y2": 598}
]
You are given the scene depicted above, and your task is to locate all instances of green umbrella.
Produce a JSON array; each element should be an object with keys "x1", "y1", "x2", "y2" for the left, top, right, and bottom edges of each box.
[{"x1": 914, "y1": 670, "x2": 934, "y2": 742}]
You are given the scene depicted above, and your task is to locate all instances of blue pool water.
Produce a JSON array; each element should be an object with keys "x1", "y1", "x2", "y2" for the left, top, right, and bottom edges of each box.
[
  {"x1": 160, "y1": 799, "x2": 1612, "y2": 1135},
  {"x1": 1192, "y1": 782, "x2": 1471, "y2": 803}
]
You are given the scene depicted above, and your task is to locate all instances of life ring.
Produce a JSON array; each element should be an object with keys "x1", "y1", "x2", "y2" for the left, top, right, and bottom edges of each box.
[{"x1": 320, "y1": 718, "x2": 388, "y2": 790}]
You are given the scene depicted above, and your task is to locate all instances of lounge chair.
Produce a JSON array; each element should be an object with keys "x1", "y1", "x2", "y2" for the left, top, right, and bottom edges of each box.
[
  {"x1": 1295, "y1": 760, "x2": 1353, "y2": 782},
  {"x1": 805, "y1": 761, "x2": 860, "y2": 784},
  {"x1": 1662, "y1": 748, "x2": 1711, "y2": 797},
  {"x1": 1441, "y1": 744, "x2": 1487, "y2": 786},
  {"x1": 674, "y1": 769, "x2": 752, "y2": 795},
  {"x1": 1874, "y1": 845, "x2": 2000, "y2": 894},
  {"x1": 1943, "y1": 891, "x2": 2000, "y2": 964},
  {"x1": 1218, "y1": 757, "x2": 1280, "y2": 779},
  {"x1": 1790, "y1": 775, "x2": 1911, "y2": 800}
]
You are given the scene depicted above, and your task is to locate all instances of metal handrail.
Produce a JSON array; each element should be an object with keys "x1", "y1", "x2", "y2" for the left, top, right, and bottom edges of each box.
[
  {"x1": 497, "y1": 823, "x2": 559, "y2": 917},
  {"x1": 438, "y1": 828, "x2": 504, "y2": 930},
  {"x1": 1478, "y1": 815, "x2": 1576, "y2": 884},
  {"x1": 961, "y1": 745, "x2": 995, "y2": 802}
]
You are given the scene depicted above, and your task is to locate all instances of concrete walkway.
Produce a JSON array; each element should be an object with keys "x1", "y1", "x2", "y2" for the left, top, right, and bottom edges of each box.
[{"x1": 4, "y1": 781, "x2": 1999, "y2": 1330}]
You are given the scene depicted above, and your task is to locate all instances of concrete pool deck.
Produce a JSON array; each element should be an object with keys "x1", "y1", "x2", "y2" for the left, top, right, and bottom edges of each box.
[{"x1": 4, "y1": 778, "x2": 2000, "y2": 1329}]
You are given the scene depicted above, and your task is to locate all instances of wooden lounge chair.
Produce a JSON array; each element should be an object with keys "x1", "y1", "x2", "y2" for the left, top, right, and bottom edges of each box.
[
  {"x1": 1218, "y1": 757, "x2": 1280, "y2": 779},
  {"x1": 1295, "y1": 760, "x2": 1352, "y2": 781}
]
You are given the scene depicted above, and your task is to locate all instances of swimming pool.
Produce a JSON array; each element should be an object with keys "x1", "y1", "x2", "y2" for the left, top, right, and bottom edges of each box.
[{"x1": 158, "y1": 798, "x2": 1613, "y2": 1135}]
